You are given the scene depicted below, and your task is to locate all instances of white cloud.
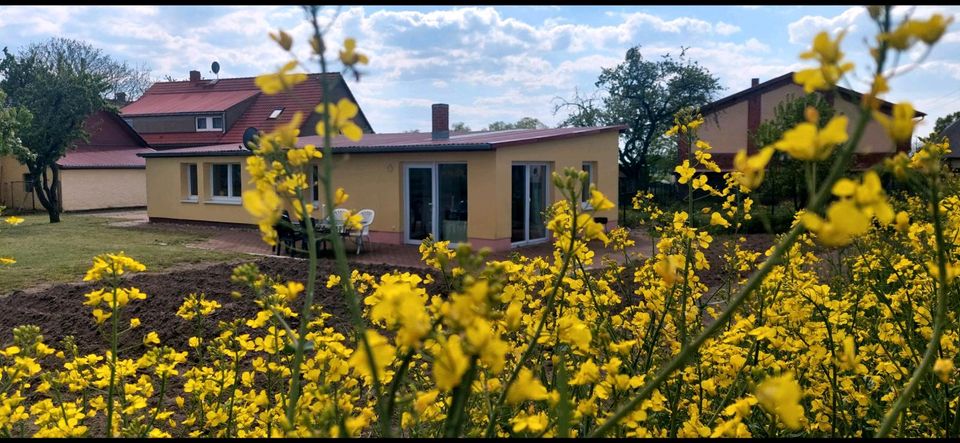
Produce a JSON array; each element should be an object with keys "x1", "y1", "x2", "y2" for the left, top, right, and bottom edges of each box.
[
  {"x1": 787, "y1": 7, "x2": 864, "y2": 44},
  {"x1": 715, "y1": 21, "x2": 741, "y2": 36}
]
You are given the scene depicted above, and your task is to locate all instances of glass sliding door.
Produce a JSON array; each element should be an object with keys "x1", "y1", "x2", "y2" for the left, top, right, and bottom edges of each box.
[
  {"x1": 511, "y1": 163, "x2": 550, "y2": 245},
  {"x1": 405, "y1": 165, "x2": 433, "y2": 242},
  {"x1": 438, "y1": 164, "x2": 468, "y2": 243},
  {"x1": 405, "y1": 163, "x2": 468, "y2": 244},
  {"x1": 528, "y1": 164, "x2": 547, "y2": 241},
  {"x1": 511, "y1": 165, "x2": 526, "y2": 243}
]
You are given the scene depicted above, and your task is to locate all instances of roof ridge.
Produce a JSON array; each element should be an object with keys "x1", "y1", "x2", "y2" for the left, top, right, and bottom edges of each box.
[{"x1": 147, "y1": 72, "x2": 338, "y2": 87}]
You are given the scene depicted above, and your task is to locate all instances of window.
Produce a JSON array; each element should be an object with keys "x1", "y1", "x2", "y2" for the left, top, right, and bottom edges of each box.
[
  {"x1": 184, "y1": 163, "x2": 198, "y2": 201},
  {"x1": 196, "y1": 115, "x2": 224, "y2": 132},
  {"x1": 268, "y1": 108, "x2": 284, "y2": 119},
  {"x1": 581, "y1": 162, "x2": 595, "y2": 204},
  {"x1": 311, "y1": 164, "x2": 320, "y2": 205},
  {"x1": 209, "y1": 163, "x2": 242, "y2": 201}
]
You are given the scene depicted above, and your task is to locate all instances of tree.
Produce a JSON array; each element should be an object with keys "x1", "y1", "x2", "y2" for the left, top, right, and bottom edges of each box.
[
  {"x1": 553, "y1": 87, "x2": 608, "y2": 128},
  {"x1": 0, "y1": 89, "x2": 31, "y2": 157},
  {"x1": 1, "y1": 44, "x2": 109, "y2": 223},
  {"x1": 922, "y1": 110, "x2": 960, "y2": 142},
  {"x1": 486, "y1": 117, "x2": 546, "y2": 131},
  {"x1": 752, "y1": 93, "x2": 836, "y2": 211},
  {"x1": 25, "y1": 38, "x2": 152, "y2": 101},
  {"x1": 451, "y1": 121, "x2": 471, "y2": 133},
  {"x1": 596, "y1": 46, "x2": 722, "y2": 193}
]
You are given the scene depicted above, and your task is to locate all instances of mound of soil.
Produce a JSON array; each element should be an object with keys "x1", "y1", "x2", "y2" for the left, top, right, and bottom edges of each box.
[{"x1": 0, "y1": 257, "x2": 437, "y2": 355}]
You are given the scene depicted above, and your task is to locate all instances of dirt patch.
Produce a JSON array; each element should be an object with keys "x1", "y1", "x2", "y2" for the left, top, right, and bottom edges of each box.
[{"x1": 0, "y1": 256, "x2": 437, "y2": 355}]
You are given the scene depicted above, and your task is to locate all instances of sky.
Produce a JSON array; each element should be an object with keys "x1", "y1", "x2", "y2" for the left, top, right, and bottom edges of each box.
[{"x1": 2, "y1": 5, "x2": 960, "y2": 136}]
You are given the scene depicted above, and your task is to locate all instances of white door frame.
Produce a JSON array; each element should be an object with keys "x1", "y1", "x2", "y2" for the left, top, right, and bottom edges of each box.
[{"x1": 512, "y1": 162, "x2": 550, "y2": 246}]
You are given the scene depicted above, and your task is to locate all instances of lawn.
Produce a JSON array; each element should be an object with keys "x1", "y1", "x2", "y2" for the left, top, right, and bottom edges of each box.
[{"x1": 0, "y1": 212, "x2": 244, "y2": 295}]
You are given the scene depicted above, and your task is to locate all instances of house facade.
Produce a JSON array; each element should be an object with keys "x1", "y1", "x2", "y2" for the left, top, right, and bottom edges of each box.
[
  {"x1": 939, "y1": 119, "x2": 960, "y2": 171},
  {"x1": 120, "y1": 70, "x2": 374, "y2": 149},
  {"x1": 140, "y1": 105, "x2": 623, "y2": 251},
  {"x1": 682, "y1": 72, "x2": 926, "y2": 171},
  {"x1": 0, "y1": 109, "x2": 153, "y2": 211}
]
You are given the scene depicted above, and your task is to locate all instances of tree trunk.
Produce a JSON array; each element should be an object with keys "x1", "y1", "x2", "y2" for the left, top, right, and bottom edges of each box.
[{"x1": 31, "y1": 164, "x2": 61, "y2": 223}]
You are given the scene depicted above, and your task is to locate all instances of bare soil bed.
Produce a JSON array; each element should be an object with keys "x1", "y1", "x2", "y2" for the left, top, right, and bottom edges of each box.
[{"x1": 0, "y1": 256, "x2": 438, "y2": 355}]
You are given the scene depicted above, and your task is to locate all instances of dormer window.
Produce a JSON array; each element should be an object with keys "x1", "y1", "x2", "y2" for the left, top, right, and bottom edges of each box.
[
  {"x1": 196, "y1": 115, "x2": 223, "y2": 132},
  {"x1": 268, "y1": 108, "x2": 284, "y2": 119}
]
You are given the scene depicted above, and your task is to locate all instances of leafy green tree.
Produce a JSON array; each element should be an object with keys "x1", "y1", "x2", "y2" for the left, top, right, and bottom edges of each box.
[
  {"x1": 0, "y1": 89, "x2": 31, "y2": 157},
  {"x1": 1, "y1": 43, "x2": 109, "y2": 223},
  {"x1": 451, "y1": 121, "x2": 471, "y2": 133},
  {"x1": 752, "y1": 93, "x2": 836, "y2": 212},
  {"x1": 486, "y1": 117, "x2": 546, "y2": 131},
  {"x1": 596, "y1": 46, "x2": 722, "y2": 194},
  {"x1": 922, "y1": 110, "x2": 960, "y2": 142}
]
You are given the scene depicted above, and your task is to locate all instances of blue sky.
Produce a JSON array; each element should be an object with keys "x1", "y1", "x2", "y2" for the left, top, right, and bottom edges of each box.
[{"x1": 2, "y1": 5, "x2": 959, "y2": 136}]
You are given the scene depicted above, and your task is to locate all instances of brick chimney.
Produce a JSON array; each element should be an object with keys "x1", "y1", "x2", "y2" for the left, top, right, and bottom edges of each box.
[
  {"x1": 189, "y1": 70, "x2": 201, "y2": 83},
  {"x1": 432, "y1": 103, "x2": 449, "y2": 140},
  {"x1": 751, "y1": 77, "x2": 759, "y2": 87}
]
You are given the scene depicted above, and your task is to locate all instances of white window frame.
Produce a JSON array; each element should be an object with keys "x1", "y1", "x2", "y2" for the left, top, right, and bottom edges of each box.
[
  {"x1": 208, "y1": 163, "x2": 241, "y2": 203},
  {"x1": 268, "y1": 108, "x2": 284, "y2": 119},
  {"x1": 183, "y1": 163, "x2": 198, "y2": 202},
  {"x1": 196, "y1": 115, "x2": 224, "y2": 132}
]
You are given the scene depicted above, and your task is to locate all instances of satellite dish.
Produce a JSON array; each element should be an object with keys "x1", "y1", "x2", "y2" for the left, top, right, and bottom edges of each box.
[
  {"x1": 242, "y1": 127, "x2": 260, "y2": 150},
  {"x1": 211, "y1": 61, "x2": 220, "y2": 76}
]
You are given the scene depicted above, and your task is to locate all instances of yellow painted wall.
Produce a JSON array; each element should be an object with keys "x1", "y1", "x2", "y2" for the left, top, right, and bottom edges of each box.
[
  {"x1": 146, "y1": 156, "x2": 253, "y2": 223},
  {"x1": 144, "y1": 131, "x2": 621, "y2": 243},
  {"x1": 699, "y1": 100, "x2": 749, "y2": 154},
  {"x1": 492, "y1": 131, "x2": 620, "y2": 240},
  {"x1": 0, "y1": 156, "x2": 32, "y2": 210},
  {"x1": 60, "y1": 168, "x2": 147, "y2": 211},
  {"x1": 759, "y1": 82, "x2": 805, "y2": 123}
]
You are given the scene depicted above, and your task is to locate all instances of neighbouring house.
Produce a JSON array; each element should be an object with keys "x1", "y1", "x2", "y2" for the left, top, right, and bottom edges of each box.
[
  {"x1": 939, "y1": 119, "x2": 960, "y2": 171},
  {"x1": 120, "y1": 70, "x2": 374, "y2": 149},
  {"x1": 681, "y1": 72, "x2": 927, "y2": 171},
  {"x1": 139, "y1": 104, "x2": 624, "y2": 251},
  {"x1": 0, "y1": 103, "x2": 154, "y2": 212}
]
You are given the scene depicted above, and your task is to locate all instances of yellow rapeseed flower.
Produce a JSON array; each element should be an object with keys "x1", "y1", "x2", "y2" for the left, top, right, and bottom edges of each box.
[
  {"x1": 773, "y1": 115, "x2": 848, "y2": 161},
  {"x1": 315, "y1": 98, "x2": 363, "y2": 142},
  {"x1": 873, "y1": 102, "x2": 916, "y2": 144},
  {"x1": 755, "y1": 373, "x2": 805, "y2": 430},
  {"x1": 255, "y1": 60, "x2": 307, "y2": 95}
]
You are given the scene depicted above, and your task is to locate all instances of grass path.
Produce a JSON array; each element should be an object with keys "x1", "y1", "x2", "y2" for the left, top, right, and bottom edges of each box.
[{"x1": 0, "y1": 213, "x2": 244, "y2": 295}]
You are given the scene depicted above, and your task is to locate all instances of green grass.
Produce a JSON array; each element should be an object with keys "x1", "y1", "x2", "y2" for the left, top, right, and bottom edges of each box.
[{"x1": 0, "y1": 213, "x2": 244, "y2": 294}]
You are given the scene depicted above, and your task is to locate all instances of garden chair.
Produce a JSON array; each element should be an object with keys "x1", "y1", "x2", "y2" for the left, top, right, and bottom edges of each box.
[
  {"x1": 348, "y1": 209, "x2": 375, "y2": 255},
  {"x1": 274, "y1": 211, "x2": 300, "y2": 257}
]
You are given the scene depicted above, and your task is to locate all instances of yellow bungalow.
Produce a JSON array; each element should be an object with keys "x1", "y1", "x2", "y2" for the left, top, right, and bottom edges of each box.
[{"x1": 140, "y1": 104, "x2": 624, "y2": 251}]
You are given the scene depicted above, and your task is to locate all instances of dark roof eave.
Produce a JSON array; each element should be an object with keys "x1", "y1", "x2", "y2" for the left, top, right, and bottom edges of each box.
[
  {"x1": 57, "y1": 165, "x2": 147, "y2": 170},
  {"x1": 138, "y1": 144, "x2": 495, "y2": 158}
]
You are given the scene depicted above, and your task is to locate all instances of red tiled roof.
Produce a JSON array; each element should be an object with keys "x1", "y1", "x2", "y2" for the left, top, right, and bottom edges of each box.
[
  {"x1": 57, "y1": 110, "x2": 153, "y2": 169},
  {"x1": 59, "y1": 146, "x2": 153, "y2": 169},
  {"x1": 140, "y1": 125, "x2": 628, "y2": 158},
  {"x1": 122, "y1": 73, "x2": 372, "y2": 148},
  {"x1": 120, "y1": 90, "x2": 259, "y2": 116}
]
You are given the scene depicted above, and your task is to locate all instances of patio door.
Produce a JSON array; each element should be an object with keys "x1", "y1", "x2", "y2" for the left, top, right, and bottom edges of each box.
[
  {"x1": 511, "y1": 163, "x2": 549, "y2": 245},
  {"x1": 404, "y1": 163, "x2": 468, "y2": 244}
]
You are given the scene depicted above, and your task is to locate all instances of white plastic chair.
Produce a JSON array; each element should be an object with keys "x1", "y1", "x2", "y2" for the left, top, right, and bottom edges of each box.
[
  {"x1": 350, "y1": 209, "x2": 375, "y2": 254},
  {"x1": 331, "y1": 208, "x2": 350, "y2": 233}
]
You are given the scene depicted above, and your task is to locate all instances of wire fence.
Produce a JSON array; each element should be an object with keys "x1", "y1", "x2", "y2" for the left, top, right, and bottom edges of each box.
[{"x1": 0, "y1": 181, "x2": 37, "y2": 212}]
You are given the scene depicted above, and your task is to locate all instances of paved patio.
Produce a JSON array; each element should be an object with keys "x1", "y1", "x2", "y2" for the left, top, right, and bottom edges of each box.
[
  {"x1": 85, "y1": 209, "x2": 653, "y2": 270},
  {"x1": 188, "y1": 226, "x2": 653, "y2": 269}
]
